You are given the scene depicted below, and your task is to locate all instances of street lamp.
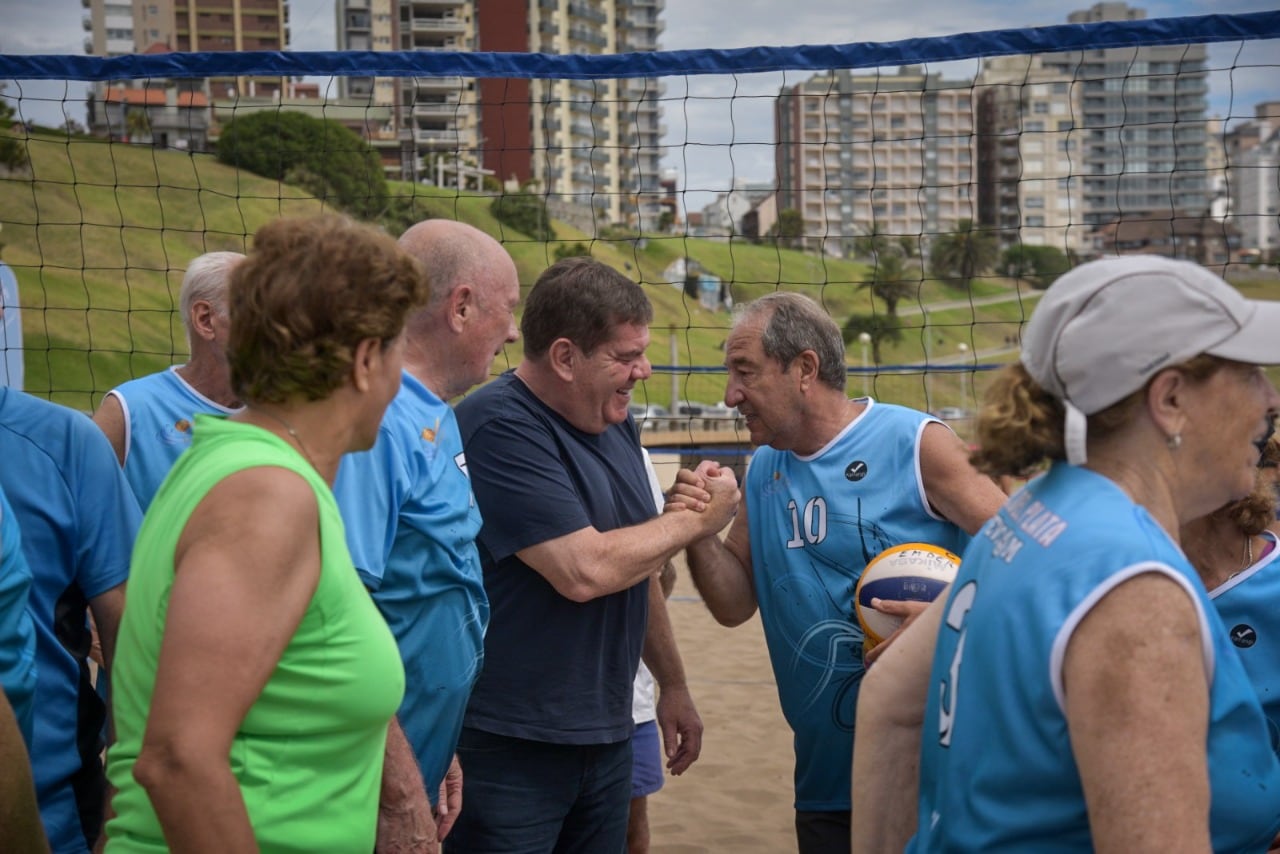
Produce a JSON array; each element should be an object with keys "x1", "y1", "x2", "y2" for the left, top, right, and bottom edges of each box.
[
  {"x1": 957, "y1": 342, "x2": 970, "y2": 410},
  {"x1": 858, "y1": 332, "x2": 872, "y2": 397}
]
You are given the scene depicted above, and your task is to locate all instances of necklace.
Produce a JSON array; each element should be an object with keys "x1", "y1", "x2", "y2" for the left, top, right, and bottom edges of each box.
[
  {"x1": 253, "y1": 406, "x2": 318, "y2": 470},
  {"x1": 1242, "y1": 533, "x2": 1255, "y2": 570}
]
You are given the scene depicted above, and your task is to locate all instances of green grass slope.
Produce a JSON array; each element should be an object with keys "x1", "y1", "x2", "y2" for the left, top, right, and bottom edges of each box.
[{"x1": 2, "y1": 132, "x2": 1035, "y2": 414}]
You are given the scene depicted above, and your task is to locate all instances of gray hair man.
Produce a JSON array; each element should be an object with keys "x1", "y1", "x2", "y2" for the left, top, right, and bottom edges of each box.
[
  {"x1": 670, "y1": 292, "x2": 1006, "y2": 854},
  {"x1": 92, "y1": 250, "x2": 244, "y2": 509}
]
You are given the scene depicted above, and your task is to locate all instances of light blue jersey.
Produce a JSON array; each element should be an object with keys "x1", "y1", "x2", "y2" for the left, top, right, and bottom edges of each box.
[
  {"x1": 1211, "y1": 530, "x2": 1280, "y2": 749},
  {"x1": 747, "y1": 398, "x2": 968, "y2": 811},
  {"x1": 333, "y1": 371, "x2": 487, "y2": 805},
  {"x1": 0, "y1": 388, "x2": 141, "y2": 854},
  {"x1": 0, "y1": 484, "x2": 37, "y2": 747},
  {"x1": 105, "y1": 366, "x2": 239, "y2": 511},
  {"x1": 913, "y1": 463, "x2": 1280, "y2": 853}
]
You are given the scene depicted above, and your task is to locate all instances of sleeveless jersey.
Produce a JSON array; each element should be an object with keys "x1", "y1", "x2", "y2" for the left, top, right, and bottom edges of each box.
[
  {"x1": 746, "y1": 398, "x2": 968, "y2": 811},
  {"x1": 106, "y1": 415, "x2": 404, "y2": 853},
  {"x1": 333, "y1": 371, "x2": 488, "y2": 804},
  {"x1": 912, "y1": 463, "x2": 1280, "y2": 853},
  {"x1": 1210, "y1": 530, "x2": 1280, "y2": 749},
  {"x1": 106, "y1": 366, "x2": 239, "y2": 510}
]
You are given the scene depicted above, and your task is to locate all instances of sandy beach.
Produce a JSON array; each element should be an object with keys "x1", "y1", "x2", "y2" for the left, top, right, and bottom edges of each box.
[{"x1": 646, "y1": 576, "x2": 800, "y2": 853}]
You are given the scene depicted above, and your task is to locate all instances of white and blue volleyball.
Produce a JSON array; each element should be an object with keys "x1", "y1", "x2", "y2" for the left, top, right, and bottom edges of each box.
[{"x1": 855, "y1": 543, "x2": 961, "y2": 649}]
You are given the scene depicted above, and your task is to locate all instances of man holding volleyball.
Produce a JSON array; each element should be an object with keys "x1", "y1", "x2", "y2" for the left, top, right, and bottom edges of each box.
[{"x1": 670, "y1": 292, "x2": 1004, "y2": 854}]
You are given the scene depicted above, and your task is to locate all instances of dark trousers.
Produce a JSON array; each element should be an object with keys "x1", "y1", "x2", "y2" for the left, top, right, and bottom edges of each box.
[
  {"x1": 447, "y1": 727, "x2": 632, "y2": 854},
  {"x1": 796, "y1": 809, "x2": 852, "y2": 854}
]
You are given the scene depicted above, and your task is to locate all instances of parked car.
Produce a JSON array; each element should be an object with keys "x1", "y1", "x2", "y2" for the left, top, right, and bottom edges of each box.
[{"x1": 628, "y1": 403, "x2": 670, "y2": 431}]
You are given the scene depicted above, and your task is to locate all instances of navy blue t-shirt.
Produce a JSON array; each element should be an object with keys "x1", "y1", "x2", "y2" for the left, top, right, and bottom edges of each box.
[{"x1": 456, "y1": 371, "x2": 652, "y2": 745}]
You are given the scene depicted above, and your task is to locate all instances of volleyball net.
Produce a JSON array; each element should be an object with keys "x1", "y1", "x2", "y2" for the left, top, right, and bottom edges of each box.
[{"x1": 1, "y1": 10, "x2": 1277, "y2": 439}]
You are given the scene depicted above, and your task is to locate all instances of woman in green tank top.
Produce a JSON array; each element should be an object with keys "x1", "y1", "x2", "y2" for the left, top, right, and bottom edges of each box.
[{"x1": 105, "y1": 215, "x2": 430, "y2": 853}]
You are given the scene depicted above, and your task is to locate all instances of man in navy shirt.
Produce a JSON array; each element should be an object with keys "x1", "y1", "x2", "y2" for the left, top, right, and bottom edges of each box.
[{"x1": 450, "y1": 258, "x2": 740, "y2": 853}]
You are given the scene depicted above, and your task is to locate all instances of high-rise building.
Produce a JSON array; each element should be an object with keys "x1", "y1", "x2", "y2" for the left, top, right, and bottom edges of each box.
[
  {"x1": 82, "y1": 0, "x2": 287, "y2": 99},
  {"x1": 1038, "y1": 2, "x2": 1209, "y2": 226},
  {"x1": 477, "y1": 0, "x2": 666, "y2": 229},
  {"x1": 1226, "y1": 102, "x2": 1280, "y2": 258},
  {"x1": 333, "y1": 0, "x2": 666, "y2": 229},
  {"x1": 775, "y1": 66, "x2": 976, "y2": 257},
  {"x1": 975, "y1": 55, "x2": 1089, "y2": 256}
]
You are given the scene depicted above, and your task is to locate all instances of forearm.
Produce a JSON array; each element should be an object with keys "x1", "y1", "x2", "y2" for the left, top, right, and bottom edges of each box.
[
  {"x1": 641, "y1": 580, "x2": 686, "y2": 691},
  {"x1": 534, "y1": 509, "x2": 729, "y2": 603},
  {"x1": 850, "y1": 600, "x2": 943, "y2": 854},
  {"x1": 685, "y1": 529, "x2": 756, "y2": 626},
  {"x1": 380, "y1": 717, "x2": 427, "y2": 808},
  {"x1": 136, "y1": 753, "x2": 257, "y2": 852},
  {"x1": 0, "y1": 692, "x2": 47, "y2": 853}
]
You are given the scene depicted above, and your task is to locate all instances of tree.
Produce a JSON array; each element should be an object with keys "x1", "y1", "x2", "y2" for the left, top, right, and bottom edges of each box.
[
  {"x1": 125, "y1": 107, "x2": 152, "y2": 144},
  {"x1": 490, "y1": 191, "x2": 556, "y2": 242},
  {"x1": 216, "y1": 111, "x2": 388, "y2": 220},
  {"x1": 842, "y1": 312, "x2": 903, "y2": 365},
  {"x1": 0, "y1": 95, "x2": 28, "y2": 172},
  {"x1": 859, "y1": 250, "x2": 916, "y2": 317},
  {"x1": 770, "y1": 208, "x2": 805, "y2": 249},
  {"x1": 554, "y1": 241, "x2": 591, "y2": 261},
  {"x1": 853, "y1": 224, "x2": 892, "y2": 260},
  {"x1": 928, "y1": 219, "x2": 999, "y2": 290},
  {"x1": 1000, "y1": 244, "x2": 1072, "y2": 290}
]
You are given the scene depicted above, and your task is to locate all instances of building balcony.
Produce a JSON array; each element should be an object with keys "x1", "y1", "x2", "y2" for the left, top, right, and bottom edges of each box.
[
  {"x1": 567, "y1": 2, "x2": 608, "y2": 24},
  {"x1": 411, "y1": 16, "x2": 466, "y2": 33},
  {"x1": 413, "y1": 100, "x2": 459, "y2": 117},
  {"x1": 408, "y1": 0, "x2": 467, "y2": 8},
  {"x1": 539, "y1": 20, "x2": 559, "y2": 35},
  {"x1": 568, "y1": 27, "x2": 608, "y2": 48},
  {"x1": 83, "y1": 15, "x2": 92, "y2": 30},
  {"x1": 414, "y1": 129, "x2": 461, "y2": 146},
  {"x1": 414, "y1": 76, "x2": 464, "y2": 91},
  {"x1": 84, "y1": 37, "x2": 94, "y2": 54}
]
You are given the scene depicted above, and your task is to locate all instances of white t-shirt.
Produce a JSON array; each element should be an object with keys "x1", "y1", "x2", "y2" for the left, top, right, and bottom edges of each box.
[{"x1": 632, "y1": 448, "x2": 664, "y2": 725}]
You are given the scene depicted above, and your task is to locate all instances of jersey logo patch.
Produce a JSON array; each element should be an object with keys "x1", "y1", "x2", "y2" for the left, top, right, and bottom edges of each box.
[
  {"x1": 1231, "y1": 624, "x2": 1258, "y2": 649},
  {"x1": 844, "y1": 460, "x2": 868, "y2": 481}
]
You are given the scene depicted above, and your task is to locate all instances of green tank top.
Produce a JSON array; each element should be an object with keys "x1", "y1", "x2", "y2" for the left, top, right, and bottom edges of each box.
[{"x1": 106, "y1": 415, "x2": 405, "y2": 853}]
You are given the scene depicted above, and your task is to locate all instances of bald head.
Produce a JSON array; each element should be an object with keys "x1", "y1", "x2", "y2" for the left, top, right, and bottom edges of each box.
[
  {"x1": 399, "y1": 219, "x2": 514, "y2": 311},
  {"x1": 397, "y1": 219, "x2": 521, "y2": 399}
]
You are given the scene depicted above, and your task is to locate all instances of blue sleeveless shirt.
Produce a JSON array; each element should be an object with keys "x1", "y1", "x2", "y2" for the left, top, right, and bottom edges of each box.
[
  {"x1": 106, "y1": 366, "x2": 239, "y2": 510},
  {"x1": 912, "y1": 463, "x2": 1280, "y2": 853},
  {"x1": 747, "y1": 398, "x2": 969, "y2": 811}
]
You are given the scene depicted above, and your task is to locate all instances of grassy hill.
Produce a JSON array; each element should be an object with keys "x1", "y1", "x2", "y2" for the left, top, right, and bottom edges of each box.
[{"x1": 1, "y1": 129, "x2": 1040, "y2": 417}]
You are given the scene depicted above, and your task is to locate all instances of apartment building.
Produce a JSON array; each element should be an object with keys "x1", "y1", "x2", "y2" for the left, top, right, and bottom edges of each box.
[
  {"x1": 775, "y1": 66, "x2": 976, "y2": 258},
  {"x1": 975, "y1": 55, "x2": 1089, "y2": 256},
  {"x1": 82, "y1": 0, "x2": 288, "y2": 99},
  {"x1": 1226, "y1": 102, "x2": 1280, "y2": 258},
  {"x1": 1038, "y1": 2, "x2": 1209, "y2": 227},
  {"x1": 332, "y1": 0, "x2": 666, "y2": 229},
  {"x1": 478, "y1": 0, "x2": 666, "y2": 229}
]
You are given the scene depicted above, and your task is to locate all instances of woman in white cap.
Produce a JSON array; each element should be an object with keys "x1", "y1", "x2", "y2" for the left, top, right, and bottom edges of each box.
[{"x1": 851, "y1": 256, "x2": 1280, "y2": 853}]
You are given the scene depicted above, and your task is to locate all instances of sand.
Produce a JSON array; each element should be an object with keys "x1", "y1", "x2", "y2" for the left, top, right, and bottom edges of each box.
[{"x1": 645, "y1": 579, "x2": 800, "y2": 853}]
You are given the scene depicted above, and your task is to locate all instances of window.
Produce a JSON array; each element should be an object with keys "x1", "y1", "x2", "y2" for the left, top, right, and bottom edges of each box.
[
  {"x1": 1026, "y1": 215, "x2": 1045, "y2": 226},
  {"x1": 1033, "y1": 102, "x2": 1049, "y2": 114},
  {"x1": 1057, "y1": 120, "x2": 1074, "y2": 131},
  {"x1": 1052, "y1": 82, "x2": 1069, "y2": 94},
  {"x1": 1024, "y1": 196, "x2": 1045, "y2": 208},
  {"x1": 1024, "y1": 120, "x2": 1045, "y2": 132}
]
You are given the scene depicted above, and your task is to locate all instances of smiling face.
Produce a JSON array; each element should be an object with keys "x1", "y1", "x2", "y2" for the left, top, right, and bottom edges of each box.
[
  {"x1": 573, "y1": 321, "x2": 652, "y2": 434},
  {"x1": 723, "y1": 316, "x2": 802, "y2": 450},
  {"x1": 1182, "y1": 360, "x2": 1280, "y2": 510}
]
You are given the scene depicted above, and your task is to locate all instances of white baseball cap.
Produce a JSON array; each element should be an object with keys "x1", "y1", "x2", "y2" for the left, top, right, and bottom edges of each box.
[{"x1": 1020, "y1": 255, "x2": 1280, "y2": 464}]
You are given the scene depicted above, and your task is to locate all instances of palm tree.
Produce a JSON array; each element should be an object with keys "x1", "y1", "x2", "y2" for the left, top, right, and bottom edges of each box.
[
  {"x1": 928, "y1": 218, "x2": 999, "y2": 290},
  {"x1": 842, "y1": 312, "x2": 903, "y2": 365},
  {"x1": 859, "y1": 250, "x2": 916, "y2": 317}
]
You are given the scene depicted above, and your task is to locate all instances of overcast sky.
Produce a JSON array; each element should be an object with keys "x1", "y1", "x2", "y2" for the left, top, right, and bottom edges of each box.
[{"x1": 2, "y1": 0, "x2": 1277, "y2": 211}]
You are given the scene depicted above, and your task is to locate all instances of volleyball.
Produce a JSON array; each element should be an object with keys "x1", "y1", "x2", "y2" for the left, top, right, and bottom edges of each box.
[{"x1": 855, "y1": 543, "x2": 961, "y2": 650}]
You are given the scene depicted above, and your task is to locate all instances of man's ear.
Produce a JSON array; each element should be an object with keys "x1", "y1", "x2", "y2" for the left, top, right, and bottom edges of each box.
[
  {"x1": 351, "y1": 337, "x2": 382, "y2": 393},
  {"x1": 190, "y1": 300, "x2": 218, "y2": 343},
  {"x1": 446, "y1": 285, "x2": 473, "y2": 334},
  {"x1": 793, "y1": 350, "x2": 820, "y2": 389},
  {"x1": 547, "y1": 338, "x2": 576, "y2": 383}
]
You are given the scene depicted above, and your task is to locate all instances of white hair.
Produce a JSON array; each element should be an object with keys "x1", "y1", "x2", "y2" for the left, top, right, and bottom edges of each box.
[{"x1": 178, "y1": 251, "x2": 243, "y2": 346}]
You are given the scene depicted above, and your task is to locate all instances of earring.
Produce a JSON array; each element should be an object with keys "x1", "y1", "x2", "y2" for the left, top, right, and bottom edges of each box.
[{"x1": 1167, "y1": 433, "x2": 1182, "y2": 451}]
